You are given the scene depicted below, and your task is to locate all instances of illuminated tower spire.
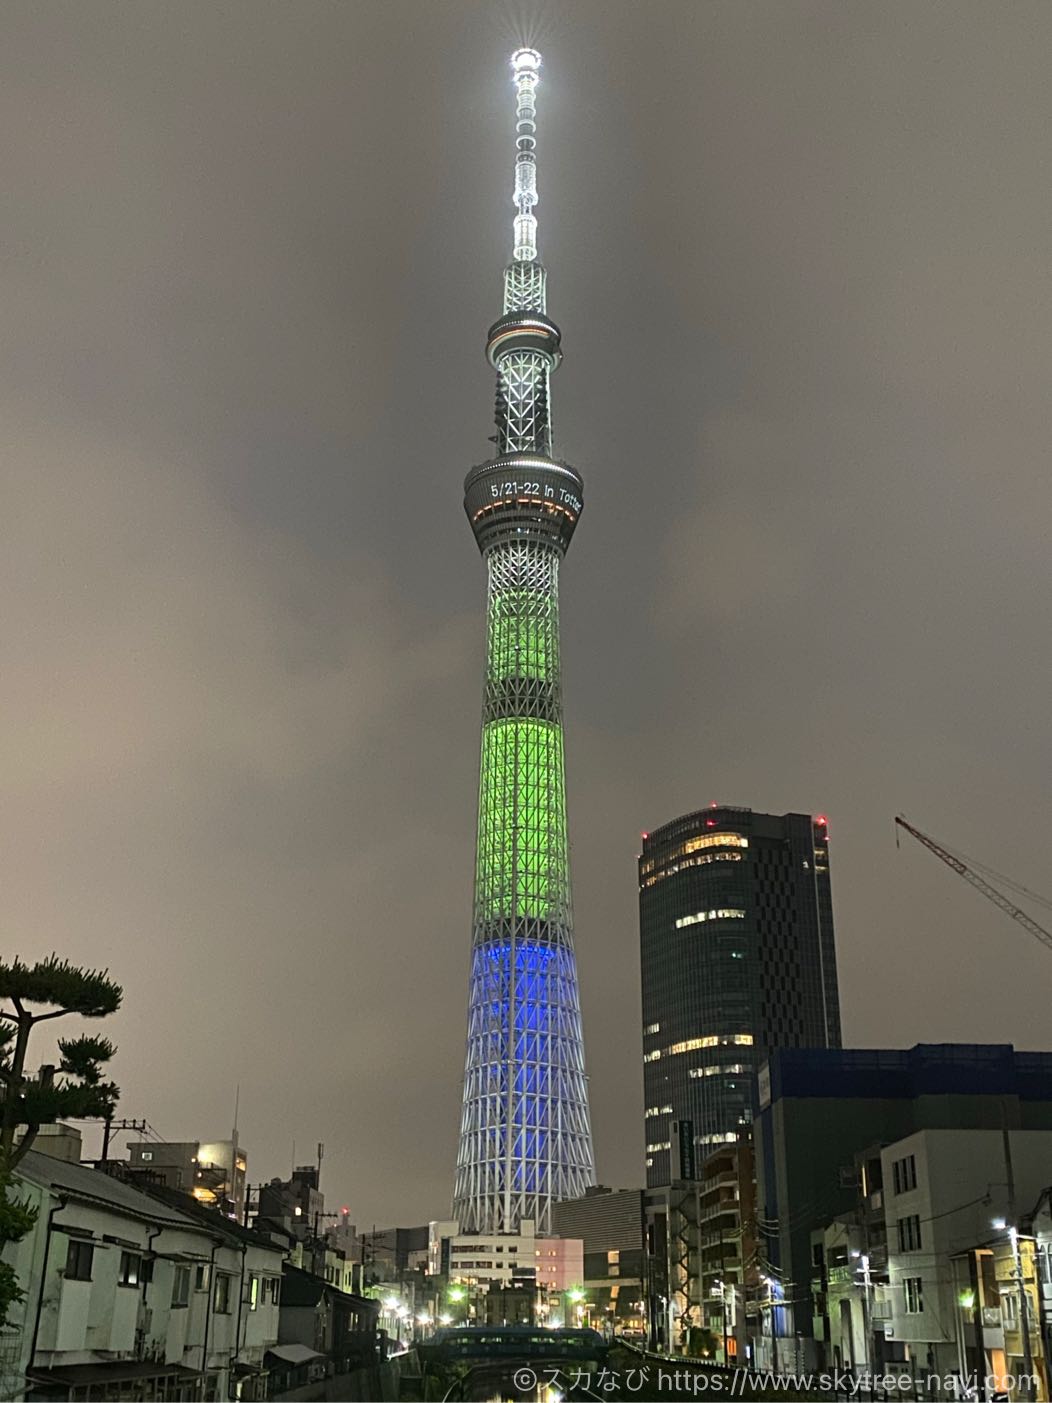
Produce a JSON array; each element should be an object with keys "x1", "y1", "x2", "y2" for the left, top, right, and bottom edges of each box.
[{"x1": 453, "y1": 48, "x2": 595, "y2": 1236}]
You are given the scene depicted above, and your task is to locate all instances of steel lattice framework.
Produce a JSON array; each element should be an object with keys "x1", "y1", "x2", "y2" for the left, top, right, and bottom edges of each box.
[{"x1": 453, "y1": 49, "x2": 595, "y2": 1236}]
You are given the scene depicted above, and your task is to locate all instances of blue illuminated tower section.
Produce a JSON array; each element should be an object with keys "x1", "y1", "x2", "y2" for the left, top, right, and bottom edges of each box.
[{"x1": 454, "y1": 49, "x2": 595, "y2": 1236}]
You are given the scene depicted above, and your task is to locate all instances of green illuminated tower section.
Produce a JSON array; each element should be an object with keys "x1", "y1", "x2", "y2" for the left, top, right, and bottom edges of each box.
[{"x1": 454, "y1": 48, "x2": 595, "y2": 1236}]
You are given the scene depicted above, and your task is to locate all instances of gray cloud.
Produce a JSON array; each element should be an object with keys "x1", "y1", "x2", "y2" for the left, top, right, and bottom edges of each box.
[{"x1": 2, "y1": 1, "x2": 1050, "y2": 1224}]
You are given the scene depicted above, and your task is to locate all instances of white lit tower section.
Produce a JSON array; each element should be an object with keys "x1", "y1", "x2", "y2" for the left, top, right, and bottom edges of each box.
[{"x1": 454, "y1": 49, "x2": 595, "y2": 1236}]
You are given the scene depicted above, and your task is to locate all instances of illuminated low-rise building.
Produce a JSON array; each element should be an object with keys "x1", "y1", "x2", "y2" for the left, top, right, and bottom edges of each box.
[
  {"x1": 126, "y1": 1136, "x2": 247, "y2": 1220},
  {"x1": 757, "y1": 1042, "x2": 1052, "y2": 1366},
  {"x1": 2, "y1": 1145, "x2": 282, "y2": 1401},
  {"x1": 552, "y1": 1186, "x2": 648, "y2": 1334},
  {"x1": 428, "y1": 1217, "x2": 583, "y2": 1322}
]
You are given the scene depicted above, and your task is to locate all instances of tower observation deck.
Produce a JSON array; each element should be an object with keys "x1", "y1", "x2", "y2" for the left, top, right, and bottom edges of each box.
[{"x1": 453, "y1": 49, "x2": 595, "y2": 1236}]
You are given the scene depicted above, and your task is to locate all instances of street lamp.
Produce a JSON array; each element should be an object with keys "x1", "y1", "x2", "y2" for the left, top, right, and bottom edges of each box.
[
  {"x1": 448, "y1": 1285, "x2": 467, "y2": 1325},
  {"x1": 565, "y1": 1287, "x2": 586, "y2": 1333},
  {"x1": 381, "y1": 1296, "x2": 401, "y2": 1345}
]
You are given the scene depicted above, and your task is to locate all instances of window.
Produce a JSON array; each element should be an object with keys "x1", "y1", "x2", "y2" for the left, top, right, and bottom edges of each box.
[
  {"x1": 118, "y1": 1252, "x2": 141, "y2": 1287},
  {"x1": 268, "y1": 1277, "x2": 281, "y2": 1306},
  {"x1": 688, "y1": 1063, "x2": 748, "y2": 1080},
  {"x1": 172, "y1": 1266, "x2": 191, "y2": 1308},
  {"x1": 140, "y1": 1150, "x2": 153, "y2": 1162},
  {"x1": 903, "y1": 1277, "x2": 923, "y2": 1314},
  {"x1": 644, "y1": 1023, "x2": 660, "y2": 1035},
  {"x1": 675, "y1": 908, "x2": 746, "y2": 929},
  {"x1": 667, "y1": 1034, "x2": 753, "y2": 1056},
  {"x1": 892, "y1": 1155, "x2": 917, "y2": 1194},
  {"x1": 897, "y1": 1215, "x2": 922, "y2": 1252},
  {"x1": 681, "y1": 833, "x2": 748, "y2": 855},
  {"x1": 195, "y1": 1263, "x2": 211, "y2": 1292},
  {"x1": 64, "y1": 1239, "x2": 94, "y2": 1281},
  {"x1": 248, "y1": 1275, "x2": 260, "y2": 1311},
  {"x1": 214, "y1": 1272, "x2": 232, "y2": 1314},
  {"x1": 1002, "y1": 1292, "x2": 1018, "y2": 1328}
]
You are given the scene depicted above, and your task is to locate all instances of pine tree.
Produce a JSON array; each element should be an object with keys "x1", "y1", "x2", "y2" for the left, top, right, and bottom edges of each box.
[{"x1": 0, "y1": 956, "x2": 122, "y2": 1325}]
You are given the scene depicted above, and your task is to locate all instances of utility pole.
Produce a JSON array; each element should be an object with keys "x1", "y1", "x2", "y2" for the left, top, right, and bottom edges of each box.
[
  {"x1": 99, "y1": 1117, "x2": 149, "y2": 1166},
  {"x1": 1003, "y1": 1116, "x2": 1035, "y2": 1403},
  {"x1": 859, "y1": 1254, "x2": 872, "y2": 1375}
]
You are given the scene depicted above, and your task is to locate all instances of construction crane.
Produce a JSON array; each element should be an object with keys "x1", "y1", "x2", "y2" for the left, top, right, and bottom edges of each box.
[{"x1": 894, "y1": 815, "x2": 1052, "y2": 956}]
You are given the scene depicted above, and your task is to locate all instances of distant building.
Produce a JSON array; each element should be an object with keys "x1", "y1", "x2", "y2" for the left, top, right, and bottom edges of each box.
[
  {"x1": 360, "y1": 1224, "x2": 429, "y2": 1279},
  {"x1": 644, "y1": 1178, "x2": 712, "y2": 1354},
  {"x1": 533, "y1": 1236, "x2": 585, "y2": 1295},
  {"x1": 755, "y1": 1042, "x2": 1052, "y2": 1360},
  {"x1": 639, "y1": 807, "x2": 840, "y2": 1186},
  {"x1": 427, "y1": 1219, "x2": 583, "y2": 1301},
  {"x1": 257, "y1": 1166, "x2": 325, "y2": 1241},
  {"x1": 481, "y1": 1285, "x2": 538, "y2": 1327},
  {"x1": 127, "y1": 1136, "x2": 247, "y2": 1220},
  {"x1": 255, "y1": 1169, "x2": 362, "y2": 1294},
  {"x1": 696, "y1": 1141, "x2": 757, "y2": 1362},
  {"x1": 33, "y1": 1122, "x2": 82, "y2": 1164},
  {"x1": 552, "y1": 1186, "x2": 647, "y2": 1331}
]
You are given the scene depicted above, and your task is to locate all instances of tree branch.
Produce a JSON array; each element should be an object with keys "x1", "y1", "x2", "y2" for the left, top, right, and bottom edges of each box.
[{"x1": 10, "y1": 1126, "x2": 38, "y2": 1168}]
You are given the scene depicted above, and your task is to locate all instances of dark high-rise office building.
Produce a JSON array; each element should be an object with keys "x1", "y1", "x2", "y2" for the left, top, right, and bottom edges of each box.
[{"x1": 638, "y1": 806, "x2": 841, "y2": 1187}]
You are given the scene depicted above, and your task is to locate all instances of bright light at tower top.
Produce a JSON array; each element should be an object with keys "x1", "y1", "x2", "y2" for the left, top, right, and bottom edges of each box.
[
  {"x1": 511, "y1": 47, "x2": 542, "y2": 74},
  {"x1": 510, "y1": 49, "x2": 542, "y2": 263}
]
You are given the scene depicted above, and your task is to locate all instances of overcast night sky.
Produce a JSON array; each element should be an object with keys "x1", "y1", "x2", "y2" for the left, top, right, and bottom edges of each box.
[{"x1": 3, "y1": 2, "x2": 1051, "y2": 1227}]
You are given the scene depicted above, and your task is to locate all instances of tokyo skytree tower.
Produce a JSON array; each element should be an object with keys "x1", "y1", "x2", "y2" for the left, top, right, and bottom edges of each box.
[{"x1": 453, "y1": 49, "x2": 595, "y2": 1236}]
